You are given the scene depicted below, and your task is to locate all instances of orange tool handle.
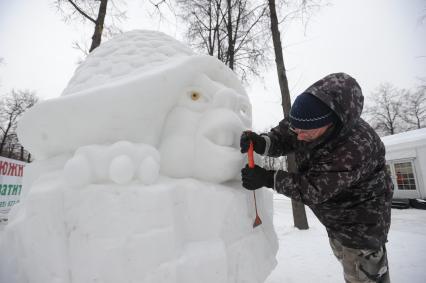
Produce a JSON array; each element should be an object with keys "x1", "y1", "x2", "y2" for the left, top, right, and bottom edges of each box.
[{"x1": 248, "y1": 141, "x2": 255, "y2": 168}]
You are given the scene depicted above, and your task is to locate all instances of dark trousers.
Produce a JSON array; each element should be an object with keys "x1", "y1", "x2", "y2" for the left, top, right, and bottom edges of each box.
[{"x1": 329, "y1": 238, "x2": 390, "y2": 283}]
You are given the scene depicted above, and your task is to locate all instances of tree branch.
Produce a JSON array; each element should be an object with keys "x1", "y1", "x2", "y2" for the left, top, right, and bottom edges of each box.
[{"x1": 67, "y1": 0, "x2": 97, "y2": 23}]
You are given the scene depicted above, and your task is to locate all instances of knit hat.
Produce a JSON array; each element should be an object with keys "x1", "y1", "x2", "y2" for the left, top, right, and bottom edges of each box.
[{"x1": 289, "y1": 92, "x2": 337, "y2": 129}]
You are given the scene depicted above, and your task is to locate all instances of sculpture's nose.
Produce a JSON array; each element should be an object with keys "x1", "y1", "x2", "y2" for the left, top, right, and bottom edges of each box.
[{"x1": 212, "y1": 88, "x2": 238, "y2": 110}]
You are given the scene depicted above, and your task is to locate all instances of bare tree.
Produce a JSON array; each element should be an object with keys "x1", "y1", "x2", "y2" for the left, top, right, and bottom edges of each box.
[
  {"x1": 177, "y1": 0, "x2": 269, "y2": 80},
  {"x1": 365, "y1": 83, "x2": 404, "y2": 136},
  {"x1": 264, "y1": 0, "x2": 327, "y2": 229},
  {"x1": 54, "y1": 0, "x2": 126, "y2": 54},
  {"x1": 400, "y1": 79, "x2": 426, "y2": 130},
  {"x1": 0, "y1": 90, "x2": 38, "y2": 160}
]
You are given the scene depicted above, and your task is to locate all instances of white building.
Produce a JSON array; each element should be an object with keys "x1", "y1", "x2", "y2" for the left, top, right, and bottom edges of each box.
[{"x1": 382, "y1": 128, "x2": 426, "y2": 199}]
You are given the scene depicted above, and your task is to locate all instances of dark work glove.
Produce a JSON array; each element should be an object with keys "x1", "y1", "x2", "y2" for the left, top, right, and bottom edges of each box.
[
  {"x1": 241, "y1": 165, "x2": 275, "y2": 190},
  {"x1": 240, "y1": 131, "x2": 266, "y2": 154}
]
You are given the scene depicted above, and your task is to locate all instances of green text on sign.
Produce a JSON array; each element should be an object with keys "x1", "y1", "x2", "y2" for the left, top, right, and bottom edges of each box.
[{"x1": 0, "y1": 184, "x2": 22, "y2": 196}]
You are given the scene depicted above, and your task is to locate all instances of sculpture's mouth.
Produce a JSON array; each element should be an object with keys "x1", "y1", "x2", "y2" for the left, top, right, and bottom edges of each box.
[
  {"x1": 204, "y1": 128, "x2": 241, "y2": 151},
  {"x1": 189, "y1": 109, "x2": 248, "y2": 182}
]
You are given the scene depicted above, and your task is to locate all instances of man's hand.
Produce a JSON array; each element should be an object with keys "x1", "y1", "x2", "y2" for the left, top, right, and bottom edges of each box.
[
  {"x1": 241, "y1": 165, "x2": 275, "y2": 191},
  {"x1": 240, "y1": 131, "x2": 266, "y2": 154}
]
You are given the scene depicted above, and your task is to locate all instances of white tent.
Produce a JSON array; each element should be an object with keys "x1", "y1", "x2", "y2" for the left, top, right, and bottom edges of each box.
[{"x1": 382, "y1": 128, "x2": 426, "y2": 199}]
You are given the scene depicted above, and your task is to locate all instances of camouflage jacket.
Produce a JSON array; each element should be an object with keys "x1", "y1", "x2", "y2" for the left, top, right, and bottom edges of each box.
[{"x1": 264, "y1": 73, "x2": 393, "y2": 249}]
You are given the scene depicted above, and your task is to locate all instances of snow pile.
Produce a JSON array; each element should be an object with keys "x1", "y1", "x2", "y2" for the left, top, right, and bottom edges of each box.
[{"x1": 1, "y1": 30, "x2": 278, "y2": 283}]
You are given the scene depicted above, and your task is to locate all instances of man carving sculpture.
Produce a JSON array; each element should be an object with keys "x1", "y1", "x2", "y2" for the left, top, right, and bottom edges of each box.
[{"x1": 240, "y1": 73, "x2": 393, "y2": 283}]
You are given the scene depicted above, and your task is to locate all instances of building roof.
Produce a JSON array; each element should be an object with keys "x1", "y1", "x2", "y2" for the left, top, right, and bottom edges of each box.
[{"x1": 381, "y1": 128, "x2": 426, "y2": 151}]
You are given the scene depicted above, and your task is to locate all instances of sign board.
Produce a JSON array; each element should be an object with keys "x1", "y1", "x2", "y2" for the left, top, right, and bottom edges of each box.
[{"x1": 0, "y1": 156, "x2": 26, "y2": 221}]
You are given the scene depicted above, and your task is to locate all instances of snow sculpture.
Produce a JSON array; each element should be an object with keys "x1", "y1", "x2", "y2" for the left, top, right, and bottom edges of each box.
[
  {"x1": 17, "y1": 30, "x2": 251, "y2": 183},
  {"x1": 0, "y1": 30, "x2": 278, "y2": 283}
]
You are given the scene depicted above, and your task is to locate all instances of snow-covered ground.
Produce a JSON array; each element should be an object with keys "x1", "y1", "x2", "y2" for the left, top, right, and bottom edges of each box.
[
  {"x1": 2, "y1": 192, "x2": 425, "y2": 282},
  {"x1": 266, "y1": 194, "x2": 426, "y2": 283}
]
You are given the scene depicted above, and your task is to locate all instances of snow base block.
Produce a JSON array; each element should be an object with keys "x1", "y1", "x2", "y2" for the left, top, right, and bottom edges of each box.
[{"x1": 1, "y1": 175, "x2": 278, "y2": 283}]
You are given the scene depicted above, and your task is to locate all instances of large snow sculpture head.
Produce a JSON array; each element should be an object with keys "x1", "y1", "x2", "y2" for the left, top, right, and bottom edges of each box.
[{"x1": 18, "y1": 30, "x2": 252, "y2": 183}]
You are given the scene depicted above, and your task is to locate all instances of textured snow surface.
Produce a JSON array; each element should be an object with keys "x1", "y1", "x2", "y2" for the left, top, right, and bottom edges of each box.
[{"x1": 62, "y1": 30, "x2": 194, "y2": 95}]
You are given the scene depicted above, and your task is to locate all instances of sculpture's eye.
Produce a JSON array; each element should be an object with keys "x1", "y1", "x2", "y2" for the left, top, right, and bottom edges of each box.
[
  {"x1": 190, "y1": 92, "x2": 201, "y2": 101},
  {"x1": 181, "y1": 88, "x2": 210, "y2": 111}
]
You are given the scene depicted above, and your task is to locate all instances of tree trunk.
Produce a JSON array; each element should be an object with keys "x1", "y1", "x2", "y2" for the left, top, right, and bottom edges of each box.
[
  {"x1": 20, "y1": 146, "x2": 24, "y2": 161},
  {"x1": 226, "y1": 0, "x2": 235, "y2": 69},
  {"x1": 89, "y1": 0, "x2": 108, "y2": 52},
  {"x1": 8, "y1": 144, "x2": 14, "y2": 158},
  {"x1": 0, "y1": 137, "x2": 6, "y2": 156},
  {"x1": 267, "y1": 0, "x2": 308, "y2": 230}
]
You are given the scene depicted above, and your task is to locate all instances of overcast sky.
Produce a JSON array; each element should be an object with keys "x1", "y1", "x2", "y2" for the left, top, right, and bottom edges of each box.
[{"x1": 1, "y1": 0, "x2": 425, "y2": 130}]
